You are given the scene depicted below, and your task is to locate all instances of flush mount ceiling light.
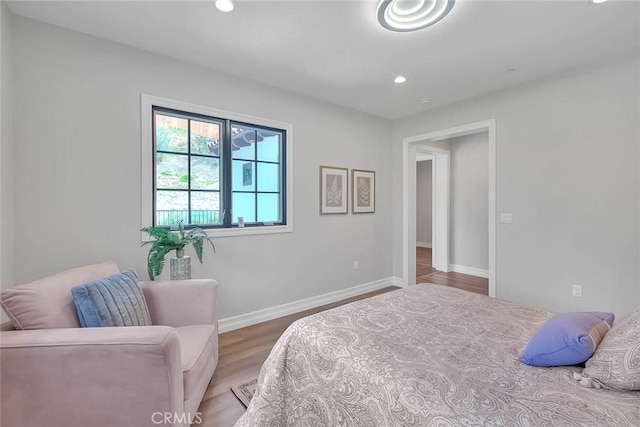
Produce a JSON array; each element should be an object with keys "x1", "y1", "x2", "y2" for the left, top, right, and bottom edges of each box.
[
  {"x1": 215, "y1": 0, "x2": 236, "y2": 13},
  {"x1": 378, "y1": 0, "x2": 455, "y2": 32},
  {"x1": 394, "y1": 75, "x2": 407, "y2": 84}
]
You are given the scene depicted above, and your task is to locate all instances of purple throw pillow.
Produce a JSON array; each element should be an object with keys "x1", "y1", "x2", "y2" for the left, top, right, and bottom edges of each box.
[{"x1": 521, "y1": 312, "x2": 614, "y2": 367}]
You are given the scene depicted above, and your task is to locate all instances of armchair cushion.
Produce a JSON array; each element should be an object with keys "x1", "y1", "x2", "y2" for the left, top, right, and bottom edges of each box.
[
  {"x1": 0, "y1": 262, "x2": 120, "y2": 330},
  {"x1": 175, "y1": 324, "x2": 218, "y2": 400},
  {"x1": 71, "y1": 269, "x2": 151, "y2": 327}
]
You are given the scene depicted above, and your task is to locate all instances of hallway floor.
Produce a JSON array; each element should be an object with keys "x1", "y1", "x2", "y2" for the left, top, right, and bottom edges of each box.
[{"x1": 416, "y1": 247, "x2": 488, "y2": 295}]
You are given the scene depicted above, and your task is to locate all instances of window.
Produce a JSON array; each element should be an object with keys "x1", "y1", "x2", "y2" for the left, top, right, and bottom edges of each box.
[{"x1": 142, "y1": 95, "x2": 292, "y2": 236}]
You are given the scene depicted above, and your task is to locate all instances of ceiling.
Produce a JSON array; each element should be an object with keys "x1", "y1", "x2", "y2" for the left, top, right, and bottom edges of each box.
[{"x1": 7, "y1": 0, "x2": 640, "y2": 120}]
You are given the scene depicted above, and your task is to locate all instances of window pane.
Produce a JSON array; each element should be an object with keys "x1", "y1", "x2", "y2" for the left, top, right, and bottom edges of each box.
[
  {"x1": 257, "y1": 132, "x2": 280, "y2": 163},
  {"x1": 257, "y1": 163, "x2": 279, "y2": 192},
  {"x1": 190, "y1": 192, "x2": 221, "y2": 225},
  {"x1": 232, "y1": 193, "x2": 256, "y2": 223},
  {"x1": 258, "y1": 193, "x2": 280, "y2": 222},
  {"x1": 155, "y1": 114, "x2": 188, "y2": 153},
  {"x1": 233, "y1": 160, "x2": 255, "y2": 191},
  {"x1": 156, "y1": 190, "x2": 188, "y2": 226},
  {"x1": 191, "y1": 120, "x2": 220, "y2": 156},
  {"x1": 191, "y1": 157, "x2": 219, "y2": 190},
  {"x1": 231, "y1": 125, "x2": 256, "y2": 160},
  {"x1": 156, "y1": 153, "x2": 189, "y2": 189}
]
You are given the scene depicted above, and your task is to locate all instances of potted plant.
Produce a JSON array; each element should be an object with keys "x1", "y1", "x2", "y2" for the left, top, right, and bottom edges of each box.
[{"x1": 141, "y1": 221, "x2": 215, "y2": 280}]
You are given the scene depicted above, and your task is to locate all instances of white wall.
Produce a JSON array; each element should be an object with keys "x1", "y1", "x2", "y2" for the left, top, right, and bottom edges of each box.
[
  {"x1": 1, "y1": 3, "x2": 14, "y2": 298},
  {"x1": 392, "y1": 56, "x2": 640, "y2": 315},
  {"x1": 416, "y1": 160, "x2": 432, "y2": 245},
  {"x1": 10, "y1": 17, "x2": 393, "y2": 319},
  {"x1": 450, "y1": 133, "x2": 488, "y2": 270}
]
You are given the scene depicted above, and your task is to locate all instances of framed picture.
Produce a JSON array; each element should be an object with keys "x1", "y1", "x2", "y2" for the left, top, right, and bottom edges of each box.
[
  {"x1": 352, "y1": 169, "x2": 375, "y2": 214},
  {"x1": 320, "y1": 166, "x2": 348, "y2": 214}
]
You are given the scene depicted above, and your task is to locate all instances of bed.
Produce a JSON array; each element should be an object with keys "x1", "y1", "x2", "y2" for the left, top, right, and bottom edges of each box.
[{"x1": 235, "y1": 284, "x2": 640, "y2": 426}]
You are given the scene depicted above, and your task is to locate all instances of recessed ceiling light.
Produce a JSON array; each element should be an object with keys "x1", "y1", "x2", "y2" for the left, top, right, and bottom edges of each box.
[
  {"x1": 394, "y1": 75, "x2": 407, "y2": 84},
  {"x1": 215, "y1": 0, "x2": 236, "y2": 13},
  {"x1": 591, "y1": 0, "x2": 608, "y2": 3},
  {"x1": 378, "y1": 0, "x2": 456, "y2": 32},
  {"x1": 421, "y1": 97, "x2": 431, "y2": 104}
]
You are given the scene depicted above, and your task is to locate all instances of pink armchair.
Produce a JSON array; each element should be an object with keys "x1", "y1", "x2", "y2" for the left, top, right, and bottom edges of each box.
[{"x1": 0, "y1": 262, "x2": 219, "y2": 427}]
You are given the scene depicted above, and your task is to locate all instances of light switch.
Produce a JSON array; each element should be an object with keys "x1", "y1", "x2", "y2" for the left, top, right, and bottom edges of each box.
[{"x1": 500, "y1": 213, "x2": 513, "y2": 224}]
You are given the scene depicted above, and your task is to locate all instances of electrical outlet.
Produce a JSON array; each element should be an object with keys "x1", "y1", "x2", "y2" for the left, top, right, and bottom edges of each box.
[
  {"x1": 572, "y1": 284, "x2": 583, "y2": 298},
  {"x1": 500, "y1": 213, "x2": 513, "y2": 224},
  {"x1": 354, "y1": 260, "x2": 359, "y2": 270}
]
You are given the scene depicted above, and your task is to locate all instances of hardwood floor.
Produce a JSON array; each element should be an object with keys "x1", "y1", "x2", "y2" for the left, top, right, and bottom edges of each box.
[
  {"x1": 198, "y1": 251, "x2": 488, "y2": 426},
  {"x1": 416, "y1": 247, "x2": 489, "y2": 295},
  {"x1": 197, "y1": 287, "x2": 399, "y2": 427}
]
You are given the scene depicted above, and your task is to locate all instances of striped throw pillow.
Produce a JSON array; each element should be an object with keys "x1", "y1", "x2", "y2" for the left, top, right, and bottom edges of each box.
[{"x1": 71, "y1": 269, "x2": 151, "y2": 327}]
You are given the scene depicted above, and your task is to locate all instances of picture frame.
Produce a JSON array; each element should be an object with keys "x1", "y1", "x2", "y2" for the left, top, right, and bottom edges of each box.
[
  {"x1": 352, "y1": 169, "x2": 375, "y2": 214},
  {"x1": 320, "y1": 166, "x2": 348, "y2": 214}
]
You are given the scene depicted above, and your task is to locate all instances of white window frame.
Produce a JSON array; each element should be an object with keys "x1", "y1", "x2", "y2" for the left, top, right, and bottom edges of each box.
[{"x1": 141, "y1": 94, "x2": 294, "y2": 239}]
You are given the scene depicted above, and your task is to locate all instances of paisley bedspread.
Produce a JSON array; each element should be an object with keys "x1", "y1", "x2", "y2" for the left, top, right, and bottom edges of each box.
[{"x1": 235, "y1": 284, "x2": 640, "y2": 426}]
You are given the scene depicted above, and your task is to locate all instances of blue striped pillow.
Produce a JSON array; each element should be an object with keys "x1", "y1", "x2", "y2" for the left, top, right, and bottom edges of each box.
[{"x1": 71, "y1": 269, "x2": 152, "y2": 327}]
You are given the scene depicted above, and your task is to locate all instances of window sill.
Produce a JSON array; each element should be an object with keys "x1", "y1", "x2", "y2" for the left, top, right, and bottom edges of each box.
[{"x1": 203, "y1": 224, "x2": 293, "y2": 238}]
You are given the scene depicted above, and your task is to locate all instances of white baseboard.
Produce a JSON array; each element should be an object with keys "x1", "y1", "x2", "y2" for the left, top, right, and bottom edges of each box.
[
  {"x1": 416, "y1": 242, "x2": 432, "y2": 248},
  {"x1": 390, "y1": 276, "x2": 405, "y2": 288},
  {"x1": 449, "y1": 264, "x2": 489, "y2": 278},
  {"x1": 218, "y1": 276, "x2": 401, "y2": 333}
]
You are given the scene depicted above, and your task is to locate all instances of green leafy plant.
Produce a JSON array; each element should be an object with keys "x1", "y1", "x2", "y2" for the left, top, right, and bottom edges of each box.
[{"x1": 141, "y1": 221, "x2": 215, "y2": 280}]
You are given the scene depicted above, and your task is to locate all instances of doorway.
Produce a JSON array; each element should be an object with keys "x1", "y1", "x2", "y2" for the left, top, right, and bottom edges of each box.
[
  {"x1": 403, "y1": 120, "x2": 496, "y2": 297},
  {"x1": 415, "y1": 156, "x2": 433, "y2": 278}
]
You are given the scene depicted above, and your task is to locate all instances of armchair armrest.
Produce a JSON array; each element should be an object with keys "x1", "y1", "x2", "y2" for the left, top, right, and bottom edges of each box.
[
  {"x1": 0, "y1": 326, "x2": 184, "y2": 427},
  {"x1": 140, "y1": 279, "x2": 218, "y2": 328}
]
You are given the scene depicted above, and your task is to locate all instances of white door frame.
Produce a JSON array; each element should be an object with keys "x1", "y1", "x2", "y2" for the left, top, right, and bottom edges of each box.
[{"x1": 402, "y1": 119, "x2": 497, "y2": 297}]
